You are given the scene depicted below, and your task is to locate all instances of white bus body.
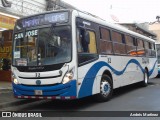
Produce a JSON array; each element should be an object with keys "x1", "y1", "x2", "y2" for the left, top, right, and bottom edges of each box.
[{"x1": 12, "y1": 10, "x2": 158, "y2": 101}]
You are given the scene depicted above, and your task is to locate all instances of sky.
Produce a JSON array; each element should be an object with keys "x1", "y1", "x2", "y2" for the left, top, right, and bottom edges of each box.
[{"x1": 63, "y1": 0, "x2": 160, "y2": 23}]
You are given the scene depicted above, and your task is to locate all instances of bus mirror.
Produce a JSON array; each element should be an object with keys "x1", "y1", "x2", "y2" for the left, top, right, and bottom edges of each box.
[
  {"x1": 76, "y1": 21, "x2": 84, "y2": 27},
  {"x1": 85, "y1": 31, "x2": 90, "y2": 44},
  {"x1": 57, "y1": 37, "x2": 61, "y2": 46}
]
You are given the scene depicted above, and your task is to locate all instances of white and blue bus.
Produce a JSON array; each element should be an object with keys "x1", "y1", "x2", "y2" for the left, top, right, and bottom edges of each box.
[{"x1": 12, "y1": 9, "x2": 158, "y2": 102}]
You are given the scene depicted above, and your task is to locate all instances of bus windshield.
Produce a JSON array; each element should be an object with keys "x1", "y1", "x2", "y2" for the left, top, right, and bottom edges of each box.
[{"x1": 13, "y1": 26, "x2": 71, "y2": 66}]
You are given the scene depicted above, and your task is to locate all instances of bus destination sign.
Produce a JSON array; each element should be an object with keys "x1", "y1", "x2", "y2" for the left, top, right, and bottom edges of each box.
[{"x1": 20, "y1": 12, "x2": 69, "y2": 28}]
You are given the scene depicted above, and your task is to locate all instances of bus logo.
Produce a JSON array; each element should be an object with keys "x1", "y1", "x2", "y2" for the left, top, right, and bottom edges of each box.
[{"x1": 36, "y1": 80, "x2": 41, "y2": 85}]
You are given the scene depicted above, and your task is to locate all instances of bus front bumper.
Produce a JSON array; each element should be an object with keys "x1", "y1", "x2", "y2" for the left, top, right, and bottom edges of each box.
[{"x1": 12, "y1": 80, "x2": 77, "y2": 100}]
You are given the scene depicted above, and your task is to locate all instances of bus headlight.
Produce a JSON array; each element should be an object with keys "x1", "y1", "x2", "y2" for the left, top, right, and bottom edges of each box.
[
  {"x1": 13, "y1": 78, "x2": 19, "y2": 84},
  {"x1": 12, "y1": 74, "x2": 19, "y2": 85},
  {"x1": 62, "y1": 67, "x2": 75, "y2": 84}
]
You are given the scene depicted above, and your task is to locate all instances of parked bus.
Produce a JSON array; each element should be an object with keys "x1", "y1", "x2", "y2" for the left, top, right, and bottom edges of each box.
[
  {"x1": 156, "y1": 43, "x2": 160, "y2": 75},
  {"x1": 12, "y1": 10, "x2": 158, "y2": 102}
]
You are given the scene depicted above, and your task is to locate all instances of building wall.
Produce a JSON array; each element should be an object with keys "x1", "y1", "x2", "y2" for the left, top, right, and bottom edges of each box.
[
  {"x1": 149, "y1": 23, "x2": 160, "y2": 43},
  {"x1": 120, "y1": 23, "x2": 157, "y2": 40},
  {"x1": 121, "y1": 24, "x2": 150, "y2": 37}
]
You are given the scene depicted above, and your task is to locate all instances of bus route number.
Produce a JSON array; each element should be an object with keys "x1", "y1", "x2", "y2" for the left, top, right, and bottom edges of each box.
[
  {"x1": 108, "y1": 57, "x2": 111, "y2": 63},
  {"x1": 35, "y1": 73, "x2": 40, "y2": 77}
]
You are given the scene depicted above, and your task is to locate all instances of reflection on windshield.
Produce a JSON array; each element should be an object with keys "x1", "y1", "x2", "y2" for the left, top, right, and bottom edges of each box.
[
  {"x1": 38, "y1": 26, "x2": 71, "y2": 65},
  {"x1": 13, "y1": 26, "x2": 71, "y2": 66}
]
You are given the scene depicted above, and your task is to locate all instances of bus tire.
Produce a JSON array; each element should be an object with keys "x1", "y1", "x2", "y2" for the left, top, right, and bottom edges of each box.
[
  {"x1": 95, "y1": 75, "x2": 113, "y2": 102},
  {"x1": 141, "y1": 70, "x2": 149, "y2": 87}
]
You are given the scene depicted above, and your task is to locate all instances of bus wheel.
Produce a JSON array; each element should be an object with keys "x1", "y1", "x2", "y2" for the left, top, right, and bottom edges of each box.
[
  {"x1": 141, "y1": 70, "x2": 149, "y2": 87},
  {"x1": 95, "y1": 75, "x2": 113, "y2": 102}
]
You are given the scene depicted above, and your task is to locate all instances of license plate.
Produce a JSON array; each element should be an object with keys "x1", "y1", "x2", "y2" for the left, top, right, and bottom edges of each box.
[{"x1": 34, "y1": 90, "x2": 43, "y2": 95}]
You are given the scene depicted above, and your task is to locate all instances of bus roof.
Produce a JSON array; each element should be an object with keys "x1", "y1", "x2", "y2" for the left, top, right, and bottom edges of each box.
[
  {"x1": 16, "y1": 9, "x2": 155, "y2": 43},
  {"x1": 75, "y1": 10, "x2": 155, "y2": 43}
]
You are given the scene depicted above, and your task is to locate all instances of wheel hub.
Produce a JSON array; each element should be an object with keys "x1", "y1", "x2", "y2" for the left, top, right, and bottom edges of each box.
[{"x1": 101, "y1": 81, "x2": 111, "y2": 97}]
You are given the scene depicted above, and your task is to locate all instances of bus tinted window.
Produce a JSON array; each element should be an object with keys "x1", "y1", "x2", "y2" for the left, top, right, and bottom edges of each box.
[
  {"x1": 151, "y1": 43, "x2": 156, "y2": 57},
  {"x1": 112, "y1": 31, "x2": 122, "y2": 43},
  {"x1": 137, "y1": 39, "x2": 145, "y2": 56},
  {"x1": 145, "y1": 41, "x2": 156, "y2": 57},
  {"x1": 112, "y1": 31, "x2": 126, "y2": 55},
  {"x1": 100, "y1": 28, "x2": 111, "y2": 40},
  {"x1": 137, "y1": 39, "x2": 144, "y2": 48},
  {"x1": 125, "y1": 35, "x2": 137, "y2": 56},
  {"x1": 100, "y1": 28, "x2": 113, "y2": 54},
  {"x1": 144, "y1": 41, "x2": 149, "y2": 49}
]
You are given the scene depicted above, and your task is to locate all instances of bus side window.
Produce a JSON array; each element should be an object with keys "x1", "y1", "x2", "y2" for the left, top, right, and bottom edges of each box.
[
  {"x1": 77, "y1": 29, "x2": 97, "y2": 54},
  {"x1": 125, "y1": 35, "x2": 137, "y2": 56},
  {"x1": 137, "y1": 39, "x2": 145, "y2": 56},
  {"x1": 88, "y1": 31, "x2": 97, "y2": 53},
  {"x1": 112, "y1": 31, "x2": 126, "y2": 55},
  {"x1": 100, "y1": 27, "x2": 113, "y2": 54},
  {"x1": 144, "y1": 41, "x2": 150, "y2": 57},
  {"x1": 145, "y1": 42, "x2": 156, "y2": 57},
  {"x1": 77, "y1": 28, "x2": 98, "y2": 65},
  {"x1": 77, "y1": 29, "x2": 83, "y2": 53}
]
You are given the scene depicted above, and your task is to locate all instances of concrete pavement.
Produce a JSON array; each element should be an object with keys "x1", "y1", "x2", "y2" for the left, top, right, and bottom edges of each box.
[
  {"x1": 0, "y1": 81, "x2": 12, "y2": 92},
  {"x1": 0, "y1": 80, "x2": 12, "y2": 92},
  {"x1": 0, "y1": 81, "x2": 39, "y2": 111},
  {"x1": 0, "y1": 81, "x2": 16, "y2": 110}
]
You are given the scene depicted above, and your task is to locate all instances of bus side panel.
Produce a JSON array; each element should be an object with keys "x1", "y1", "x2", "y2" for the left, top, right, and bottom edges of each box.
[
  {"x1": 148, "y1": 58, "x2": 158, "y2": 78},
  {"x1": 77, "y1": 61, "x2": 98, "y2": 98},
  {"x1": 120, "y1": 56, "x2": 141, "y2": 86},
  {"x1": 77, "y1": 56, "x2": 157, "y2": 99},
  {"x1": 78, "y1": 55, "x2": 125, "y2": 98}
]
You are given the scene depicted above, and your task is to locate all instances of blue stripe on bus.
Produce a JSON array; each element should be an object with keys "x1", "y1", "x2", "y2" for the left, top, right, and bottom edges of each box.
[
  {"x1": 13, "y1": 80, "x2": 77, "y2": 97},
  {"x1": 78, "y1": 59, "x2": 157, "y2": 98},
  {"x1": 149, "y1": 61, "x2": 157, "y2": 76}
]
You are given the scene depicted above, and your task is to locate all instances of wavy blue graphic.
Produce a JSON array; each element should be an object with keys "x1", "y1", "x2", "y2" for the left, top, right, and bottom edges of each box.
[
  {"x1": 78, "y1": 59, "x2": 157, "y2": 98},
  {"x1": 148, "y1": 61, "x2": 157, "y2": 76}
]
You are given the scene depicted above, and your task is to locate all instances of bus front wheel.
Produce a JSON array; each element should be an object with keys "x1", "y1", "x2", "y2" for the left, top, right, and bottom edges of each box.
[{"x1": 95, "y1": 75, "x2": 113, "y2": 102}]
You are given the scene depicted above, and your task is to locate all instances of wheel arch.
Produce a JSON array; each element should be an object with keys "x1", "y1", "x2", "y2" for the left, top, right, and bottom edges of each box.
[
  {"x1": 94, "y1": 69, "x2": 113, "y2": 102},
  {"x1": 102, "y1": 70, "x2": 113, "y2": 82}
]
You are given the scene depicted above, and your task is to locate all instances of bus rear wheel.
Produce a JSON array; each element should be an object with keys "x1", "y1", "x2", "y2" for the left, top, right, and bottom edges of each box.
[
  {"x1": 141, "y1": 70, "x2": 149, "y2": 87},
  {"x1": 95, "y1": 75, "x2": 113, "y2": 102}
]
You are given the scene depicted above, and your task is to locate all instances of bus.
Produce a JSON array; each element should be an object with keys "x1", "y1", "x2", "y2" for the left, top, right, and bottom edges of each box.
[
  {"x1": 156, "y1": 43, "x2": 160, "y2": 75},
  {"x1": 11, "y1": 9, "x2": 158, "y2": 102}
]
